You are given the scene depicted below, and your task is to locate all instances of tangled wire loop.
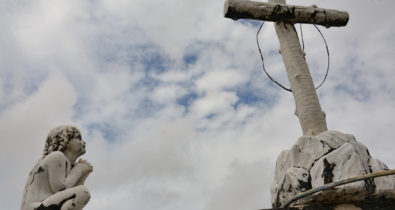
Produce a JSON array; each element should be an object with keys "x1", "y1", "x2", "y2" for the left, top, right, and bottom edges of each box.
[{"x1": 256, "y1": 22, "x2": 330, "y2": 92}]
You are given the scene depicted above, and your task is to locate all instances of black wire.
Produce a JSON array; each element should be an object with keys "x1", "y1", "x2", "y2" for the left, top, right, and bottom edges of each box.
[
  {"x1": 313, "y1": 24, "x2": 330, "y2": 90},
  {"x1": 256, "y1": 22, "x2": 330, "y2": 91},
  {"x1": 256, "y1": 22, "x2": 292, "y2": 92}
]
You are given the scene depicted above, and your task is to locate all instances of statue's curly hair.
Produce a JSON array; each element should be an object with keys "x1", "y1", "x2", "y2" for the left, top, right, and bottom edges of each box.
[{"x1": 42, "y1": 125, "x2": 81, "y2": 158}]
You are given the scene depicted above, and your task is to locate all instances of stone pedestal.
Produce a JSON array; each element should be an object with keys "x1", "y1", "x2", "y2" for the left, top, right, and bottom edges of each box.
[
  {"x1": 261, "y1": 201, "x2": 395, "y2": 210},
  {"x1": 271, "y1": 130, "x2": 395, "y2": 208}
]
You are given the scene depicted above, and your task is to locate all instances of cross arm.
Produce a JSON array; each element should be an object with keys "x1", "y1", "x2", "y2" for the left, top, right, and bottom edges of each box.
[{"x1": 224, "y1": 0, "x2": 349, "y2": 27}]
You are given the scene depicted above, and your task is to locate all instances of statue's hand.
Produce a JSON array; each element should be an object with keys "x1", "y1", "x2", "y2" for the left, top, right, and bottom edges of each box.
[{"x1": 75, "y1": 159, "x2": 93, "y2": 175}]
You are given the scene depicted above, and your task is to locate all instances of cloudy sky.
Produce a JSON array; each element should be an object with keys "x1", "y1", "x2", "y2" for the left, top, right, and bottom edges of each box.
[{"x1": 1, "y1": 0, "x2": 394, "y2": 209}]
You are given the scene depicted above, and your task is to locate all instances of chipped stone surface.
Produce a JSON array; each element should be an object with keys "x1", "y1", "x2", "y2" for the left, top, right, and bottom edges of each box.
[{"x1": 271, "y1": 130, "x2": 395, "y2": 207}]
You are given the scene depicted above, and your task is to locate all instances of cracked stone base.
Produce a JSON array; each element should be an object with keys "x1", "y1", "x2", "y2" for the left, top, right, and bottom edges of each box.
[
  {"x1": 270, "y1": 130, "x2": 395, "y2": 208},
  {"x1": 260, "y1": 201, "x2": 395, "y2": 210}
]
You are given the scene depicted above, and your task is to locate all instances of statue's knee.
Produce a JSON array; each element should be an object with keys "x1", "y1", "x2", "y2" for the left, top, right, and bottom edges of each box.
[{"x1": 75, "y1": 186, "x2": 90, "y2": 203}]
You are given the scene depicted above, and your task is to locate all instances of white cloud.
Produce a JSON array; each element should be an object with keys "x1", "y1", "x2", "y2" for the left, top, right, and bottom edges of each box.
[
  {"x1": 196, "y1": 69, "x2": 248, "y2": 92},
  {"x1": 152, "y1": 84, "x2": 188, "y2": 104},
  {"x1": 191, "y1": 91, "x2": 238, "y2": 118},
  {"x1": 0, "y1": 71, "x2": 78, "y2": 209},
  {"x1": 205, "y1": 161, "x2": 272, "y2": 210}
]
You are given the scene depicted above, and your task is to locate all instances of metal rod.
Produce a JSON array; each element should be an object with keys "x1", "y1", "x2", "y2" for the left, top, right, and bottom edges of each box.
[{"x1": 281, "y1": 169, "x2": 395, "y2": 208}]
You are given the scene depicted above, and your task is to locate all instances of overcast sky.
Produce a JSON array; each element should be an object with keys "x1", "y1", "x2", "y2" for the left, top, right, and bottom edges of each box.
[{"x1": 1, "y1": 0, "x2": 394, "y2": 209}]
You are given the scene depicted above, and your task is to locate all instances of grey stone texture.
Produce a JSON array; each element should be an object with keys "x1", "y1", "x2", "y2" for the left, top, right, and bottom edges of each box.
[{"x1": 271, "y1": 130, "x2": 395, "y2": 207}]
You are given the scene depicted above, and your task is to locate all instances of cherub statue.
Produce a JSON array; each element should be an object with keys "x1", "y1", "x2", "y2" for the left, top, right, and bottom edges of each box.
[{"x1": 21, "y1": 126, "x2": 93, "y2": 210}]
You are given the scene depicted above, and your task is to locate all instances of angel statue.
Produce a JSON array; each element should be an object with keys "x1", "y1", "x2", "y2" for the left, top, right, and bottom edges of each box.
[{"x1": 21, "y1": 126, "x2": 93, "y2": 210}]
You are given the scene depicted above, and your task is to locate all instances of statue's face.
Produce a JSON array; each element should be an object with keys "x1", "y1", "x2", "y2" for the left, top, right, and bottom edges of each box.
[{"x1": 65, "y1": 134, "x2": 86, "y2": 156}]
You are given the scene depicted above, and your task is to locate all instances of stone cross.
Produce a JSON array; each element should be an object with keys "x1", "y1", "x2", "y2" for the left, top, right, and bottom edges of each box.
[{"x1": 224, "y1": 0, "x2": 349, "y2": 136}]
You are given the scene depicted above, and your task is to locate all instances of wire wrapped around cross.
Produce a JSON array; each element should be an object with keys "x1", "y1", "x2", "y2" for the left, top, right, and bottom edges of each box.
[{"x1": 256, "y1": 22, "x2": 330, "y2": 92}]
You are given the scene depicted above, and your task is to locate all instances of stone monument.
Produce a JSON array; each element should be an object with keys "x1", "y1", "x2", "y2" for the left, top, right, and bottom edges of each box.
[
  {"x1": 224, "y1": 0, "x2": 395, "y2": 208},
  {"x1": 21, "y1": 126, "x2": 92, "y2": 210}
]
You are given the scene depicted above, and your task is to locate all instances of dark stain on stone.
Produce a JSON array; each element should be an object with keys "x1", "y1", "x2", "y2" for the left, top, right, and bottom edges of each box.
[
  {"x1": 345, "y1": 153, "x2": 352, "y2": 162},
  {"x1": 364, "y1": 177, "x2": 376, "y2": 195},
  {"x1": 274, "y1": 180, "x2": 286, "y2": 208},
  {"x1": 320, "y1": 140, "x2": 325, "y2": 148},
  {"x1": 323, "y1": 10, "x2": 328, "y2": 27},
  {"x1": 363, "y1": 165, "x2": 376, "y2": 195},
  {"x1": 367, "y1": 161, "x2": 373, "y2": 174},
  {"x1": 271, "y1": 5, "x2": 283, "y2": 18},
  {"x1": 366, "y1": 148, "x2": 371, "y2": 156},
  {"x1": 65, "y1": 161, "x2": 68, "y2": 178},
  {"x1": 35, "y1": 194, "x2": 76, "y2": 210},
  {"x1": 297, "y1": 173, "x2": 312, "y2": 192},
  {"x1": 310, "y1": 146, "x2": 334, "y2": 170},
  {"x1": 30, "y1": 167, "x2": 45, "y2": 185},
  {"x1": 291, "y1": 7, "x2": 295, "y2": 18},
  {"x1": 311, "y1": 10, "x2": 317, "y2": 19},
  {"x1": 322, "y1": 158, "x2": 336, "y2": 184},
  {"x1": 270, "y1": 4, "x2": 294, "y2": 21},
  {"x1": 287, "y1": 184, "x2": 293, "y2": 193}
]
